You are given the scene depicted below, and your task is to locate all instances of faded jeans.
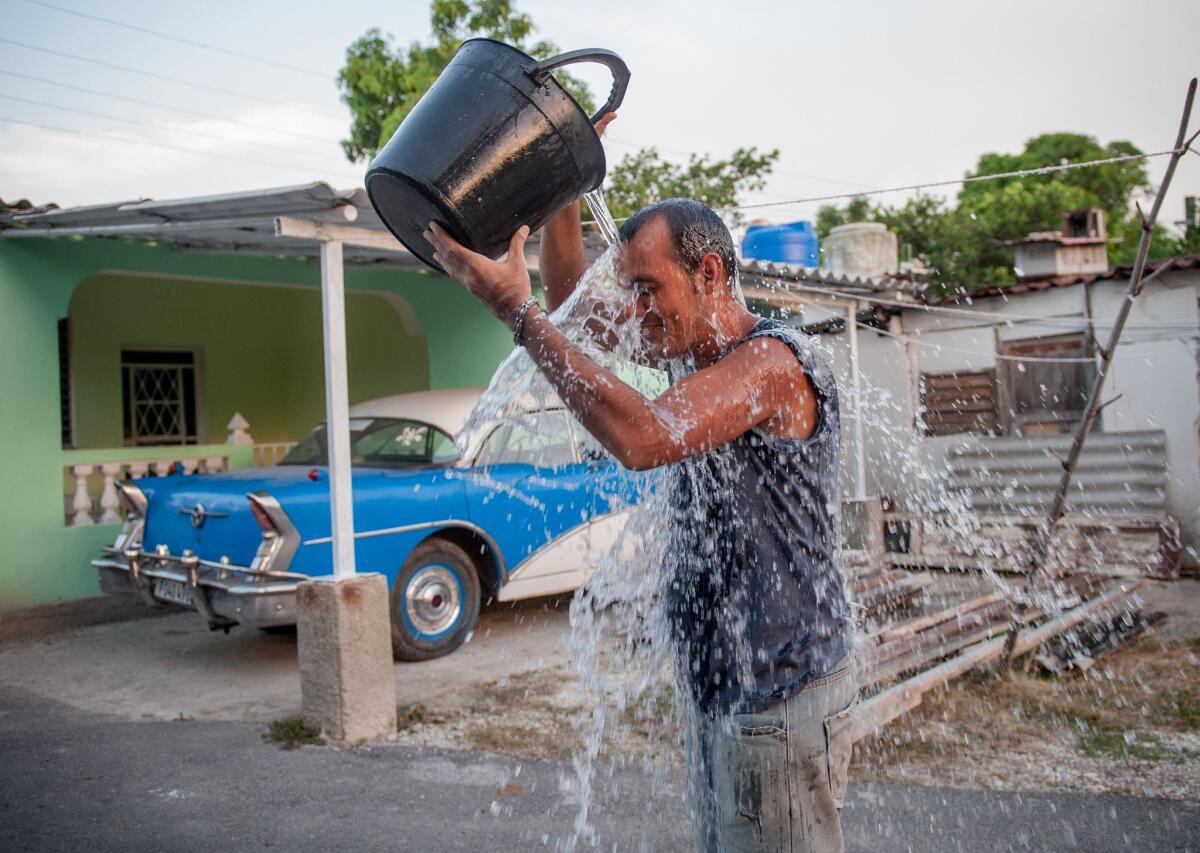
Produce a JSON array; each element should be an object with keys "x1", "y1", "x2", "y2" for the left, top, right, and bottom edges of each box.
[{"x1": 686, "y1": 660, "x2": 859, "y2": 853}]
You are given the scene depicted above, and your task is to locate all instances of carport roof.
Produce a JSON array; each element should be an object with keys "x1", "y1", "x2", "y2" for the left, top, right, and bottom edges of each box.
[
  {"x1": 0, "y1": 181, "x2": 607, "y2": 273},
  {"x1": 0, "y1": 182, "x2": 431, "y2": 267}
]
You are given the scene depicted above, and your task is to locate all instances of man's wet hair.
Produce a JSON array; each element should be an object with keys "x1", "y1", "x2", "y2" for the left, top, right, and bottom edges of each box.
[{"x1": 618, "y1": 198, "x2": 737, "y2": 285}]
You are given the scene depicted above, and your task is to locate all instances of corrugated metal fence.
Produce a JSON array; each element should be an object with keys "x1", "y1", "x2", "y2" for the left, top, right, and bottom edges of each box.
[{"x1": 947, "y1": 430, "x2": 1168, "y2": 518}]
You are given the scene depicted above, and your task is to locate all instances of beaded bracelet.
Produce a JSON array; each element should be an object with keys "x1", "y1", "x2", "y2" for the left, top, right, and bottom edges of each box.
[{"x1": 510, "y1": 296, "x2": 540, "y2": 346}]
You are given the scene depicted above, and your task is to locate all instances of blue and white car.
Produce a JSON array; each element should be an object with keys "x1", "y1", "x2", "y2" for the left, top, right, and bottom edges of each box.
[{"x1": 92, "y1": 389, "x2": 633, "y2": 660}]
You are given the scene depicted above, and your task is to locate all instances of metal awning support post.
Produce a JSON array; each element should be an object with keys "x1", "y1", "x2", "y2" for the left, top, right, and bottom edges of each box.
[
  {"x1": 276, "y1": 215, "x2": 398, "y2": 745},
  {"x1": 319, "y1": 239, "x2": 356, "y2": 578}
]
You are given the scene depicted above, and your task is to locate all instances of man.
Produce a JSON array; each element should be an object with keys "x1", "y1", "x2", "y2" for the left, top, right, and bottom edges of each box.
[{"x1": 423, "y1": 136, "x2": 855, "y2": 852}]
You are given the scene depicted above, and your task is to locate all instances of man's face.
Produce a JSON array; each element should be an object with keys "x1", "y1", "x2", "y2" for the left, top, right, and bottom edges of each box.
[{"x1": 618, "y1": 217, "x2": 708, "y2": 362}]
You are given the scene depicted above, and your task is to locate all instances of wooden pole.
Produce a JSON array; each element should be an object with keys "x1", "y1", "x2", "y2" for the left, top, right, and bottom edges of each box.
[{"x1": 999, "y1": 78, "x2": 1198, "y2": 673}]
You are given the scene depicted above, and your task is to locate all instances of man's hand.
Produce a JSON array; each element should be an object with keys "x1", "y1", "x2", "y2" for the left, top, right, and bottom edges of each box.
[{"x1": 424, "y1": 222, "x2": 534, "y2": 328}]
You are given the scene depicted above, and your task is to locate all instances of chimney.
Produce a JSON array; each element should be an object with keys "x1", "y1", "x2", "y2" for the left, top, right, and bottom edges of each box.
[{"x1": 995, "y1": 208, "x2": 1110, "y2": 279}]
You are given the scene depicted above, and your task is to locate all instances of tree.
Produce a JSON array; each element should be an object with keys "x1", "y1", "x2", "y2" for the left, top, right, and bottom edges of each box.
[
  {"x1": 815, "y1": 133, "x2": 1162, "y2": 292},
  {"x1": 338, "y1": 1, "x2": 594, "y2": 163},
  {"x1": 601, "y1": 146, "x2": 780, "y2": 225}
]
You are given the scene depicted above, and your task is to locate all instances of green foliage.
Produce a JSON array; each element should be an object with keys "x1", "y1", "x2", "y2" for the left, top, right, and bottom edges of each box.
[
  {"x1": 815, "y1": 133, "x2": 1174, "y2": 293},
  {"x1": 602, "y1": 146, "x2": 780, "y2": 225},
  {"x1": 338, "y1": 0, "x2": 594, "y2": 162}
]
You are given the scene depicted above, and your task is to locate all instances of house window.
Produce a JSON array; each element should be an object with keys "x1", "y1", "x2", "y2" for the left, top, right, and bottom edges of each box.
[
  {"x1": 121, "y1": 349, "x2": 199, "y2": 446},
  {"x1": 919, "y1": 370, "x2": 999, "y2": 436},
  {"x1": 58, "y1": 318, "x2": 73, "y2": 448},
  {"x1": 1000, "y1": 334, "x2": 1095, "y2": 435}
]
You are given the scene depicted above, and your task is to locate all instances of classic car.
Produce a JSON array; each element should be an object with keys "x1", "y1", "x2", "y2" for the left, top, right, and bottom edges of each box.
[{"x1": 92, "y1": 388, "x2": 635, "y2": 660}]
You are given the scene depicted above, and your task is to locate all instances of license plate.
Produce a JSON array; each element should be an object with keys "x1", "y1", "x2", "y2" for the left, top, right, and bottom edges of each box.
[{"x1": 153, "y1": 578, "x2": 194, "y2": 607}]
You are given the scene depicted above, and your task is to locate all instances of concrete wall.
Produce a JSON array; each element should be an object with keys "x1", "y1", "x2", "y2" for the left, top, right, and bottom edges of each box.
[
  {"x1": 817, "y1": 269, "x2": 1200, "y2": 563},
  {"x1": 0, "y1": 236, "x2": 513, "y2": 606}
]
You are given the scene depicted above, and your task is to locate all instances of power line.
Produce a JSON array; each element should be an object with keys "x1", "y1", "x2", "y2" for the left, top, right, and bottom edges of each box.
[
  {"x1": 587, "y1": 149, "x2": 1177, "y2": 225},
  {"x1": 0, "y1": 68, "x2": 339, "y2": 148},
  {"x1": 0, "y1": 93, "x2": 341, "y2": 170},
  {"x1": 0, "y1": 116, "x2": 362, "y2": 179},
  {"x1": 715, "y1": 150, "x2": 1176, "y2": 214},
  {"x1": 17, "y1": 0, "x2": 330, "y2": 79},
  {"x1": 0, "y1": 37, "x2": 342, "y2": 121}
]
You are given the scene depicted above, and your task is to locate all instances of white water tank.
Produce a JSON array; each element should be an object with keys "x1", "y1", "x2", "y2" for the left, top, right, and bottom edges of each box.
[{"x1": 822, "y1": 222, "x2": 898, "y2": 278}]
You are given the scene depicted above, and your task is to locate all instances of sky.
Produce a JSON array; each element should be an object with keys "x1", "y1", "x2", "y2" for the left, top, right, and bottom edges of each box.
[{"x1": 1, "y1": 0, "x2": 1198, "y2": 237}]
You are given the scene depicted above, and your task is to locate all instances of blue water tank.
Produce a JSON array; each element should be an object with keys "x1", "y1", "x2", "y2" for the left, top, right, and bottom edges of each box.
[{"x1": 741, "y1": 221, "x2": 819, "y2": 267}]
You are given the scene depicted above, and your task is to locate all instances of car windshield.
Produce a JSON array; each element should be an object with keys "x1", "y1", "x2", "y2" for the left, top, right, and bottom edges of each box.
[{"x1": 280, "y1": 418, "x2": 458, "y2": 468}]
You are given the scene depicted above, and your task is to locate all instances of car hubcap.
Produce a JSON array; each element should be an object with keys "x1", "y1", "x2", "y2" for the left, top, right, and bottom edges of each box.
[{"x1": 405, "y1": 565, "x2": 462, "y2": 637}]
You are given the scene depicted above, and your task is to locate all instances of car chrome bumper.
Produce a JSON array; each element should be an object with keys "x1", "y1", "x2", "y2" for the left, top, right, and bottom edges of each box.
[{"x1": 92, "y1": 547, "x2": 304, "y2": 629}]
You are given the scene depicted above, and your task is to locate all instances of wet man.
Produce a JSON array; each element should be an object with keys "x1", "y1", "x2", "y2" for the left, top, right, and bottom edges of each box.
[{"x1": 424, "y1": 127, "x2": 856, "y2": 852}]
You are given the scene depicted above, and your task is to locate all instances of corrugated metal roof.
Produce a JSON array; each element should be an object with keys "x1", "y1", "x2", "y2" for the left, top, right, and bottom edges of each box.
[
  {"x1": 0, "y1": 182, "x2": 424, "y2": 267},
  {"x1": 738, "y1": 258, "x2": 929, "y2": 295},
  {"x1": 0, "y1": 181, "x2": 608, "y2": 270},
  {"x1": 928, "y1": 253, "x2": 1200, "y2": 303}
]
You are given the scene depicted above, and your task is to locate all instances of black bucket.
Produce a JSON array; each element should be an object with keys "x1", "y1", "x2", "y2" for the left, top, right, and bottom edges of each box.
[{"x1": 365, "y1": 38, "x2": 630, "y2": 273}]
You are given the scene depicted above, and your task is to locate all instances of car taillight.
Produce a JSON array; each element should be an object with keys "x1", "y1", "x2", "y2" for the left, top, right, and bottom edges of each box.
[
  {"x1": 249, "y1": 497, "x2": 277, "y2": 533},
  {"x1": 118, "y1": 483, "x2": 147, "y2": 517}
]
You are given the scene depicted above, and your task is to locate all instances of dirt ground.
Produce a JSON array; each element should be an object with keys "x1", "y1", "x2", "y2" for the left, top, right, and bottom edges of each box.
[
  {"x1": 3, "y1": 578, "x2": 1198, "y2": 801},
  {"x1": 388, "y1": 579, "x2": 1200, "y2": 801}
]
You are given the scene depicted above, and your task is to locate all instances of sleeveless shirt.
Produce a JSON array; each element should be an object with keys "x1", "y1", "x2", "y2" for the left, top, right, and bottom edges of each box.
[{"x1": 665, "y1": 317, "x2": 852, "y2": 715}]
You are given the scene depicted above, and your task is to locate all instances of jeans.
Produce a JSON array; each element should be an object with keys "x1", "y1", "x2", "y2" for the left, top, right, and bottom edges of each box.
[{"x1": 686, "y1": 660, "x2": 859, "y2": 853}]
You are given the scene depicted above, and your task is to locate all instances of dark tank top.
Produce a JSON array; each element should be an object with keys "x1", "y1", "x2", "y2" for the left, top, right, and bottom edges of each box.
[{"x1": 666, "y1": 317, "x2": 852, "y2": 715}]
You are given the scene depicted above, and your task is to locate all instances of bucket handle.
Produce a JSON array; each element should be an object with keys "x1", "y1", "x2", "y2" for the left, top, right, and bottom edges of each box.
[{"x1": 530, "y1": 49, "x2": 631, "y2": 125}]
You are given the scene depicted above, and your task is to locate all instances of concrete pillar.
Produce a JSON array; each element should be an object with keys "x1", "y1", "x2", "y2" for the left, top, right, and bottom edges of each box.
[
  {"x1": 842, "y1": 497, "x2": 885, "y2": 561},
  {"x1": 297, "y1": 573, "x2": 396, "y2": 746}
]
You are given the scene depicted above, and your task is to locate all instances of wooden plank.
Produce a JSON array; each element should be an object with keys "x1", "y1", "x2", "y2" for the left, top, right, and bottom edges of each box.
[
  {"x1": 875, "y1": 593, "x2": 1003, "y2": 643},
  {"x1": 852, "y1": 581, "x2": 1141, "y2": 741}
]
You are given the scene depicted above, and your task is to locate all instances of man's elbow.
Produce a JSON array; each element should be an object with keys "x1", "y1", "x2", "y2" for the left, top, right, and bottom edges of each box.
[{"x1": 614, "y1": 442, "x2": 664, "y2": 472}]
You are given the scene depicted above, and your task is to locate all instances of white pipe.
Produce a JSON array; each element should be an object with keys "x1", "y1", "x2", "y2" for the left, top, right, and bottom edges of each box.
[
  {"x1": 319, "y1": 240, "x2": 357, "y2": 578},
  {"x1": 847, "y1": 300, "x2": 867, "y2": 500}
]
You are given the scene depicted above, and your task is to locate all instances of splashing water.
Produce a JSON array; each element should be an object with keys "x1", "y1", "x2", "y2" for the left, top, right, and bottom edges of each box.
[{"x1": 456, "y1": 192, "x2": 1117, "y2": 848}]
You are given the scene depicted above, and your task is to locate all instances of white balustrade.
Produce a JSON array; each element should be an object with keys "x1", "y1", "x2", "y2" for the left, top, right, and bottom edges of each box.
[
  {"x1": 98, "y1": 463, "x2": 123, "y2": 524},
  {"x1": 63, "y1": 452, "x2": 235, "y2": 526},
  {"x1": 253, "y1": 442, "x2": 298, "y2": 467},
  {"x1": 70, "y1": 464, "x2": 96, "y2": 526}
]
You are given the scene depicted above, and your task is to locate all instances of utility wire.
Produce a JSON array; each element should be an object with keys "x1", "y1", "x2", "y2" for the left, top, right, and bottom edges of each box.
[
  {"x1": 0, "y1": 37, "x2": 342, "y2": 121},
  {"x1": 0, "y1": 116, "x2": 362, "y2": 179},
  {"x1": 587, "y1": 149, "x2": 1176, "y2": 225},
  {"x1": 17, "y1": 0, "x2": 330, "y2": 79},
  {"x1": 0, "y1": 69, "x2": 339, "y2": 147},
  {"x1": 0, "y1": 93, "x2": 341, "y2": 170}
]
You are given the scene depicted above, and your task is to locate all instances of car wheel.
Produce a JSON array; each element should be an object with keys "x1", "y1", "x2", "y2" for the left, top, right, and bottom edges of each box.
[{"x1": 389, "y1": 539, "x2": 481, "y2": 662}]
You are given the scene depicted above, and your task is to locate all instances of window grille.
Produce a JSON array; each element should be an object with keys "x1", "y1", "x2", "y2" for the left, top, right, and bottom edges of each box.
[
  {"x1": 120, "y1": 349, "x2": 199, "y2": 446},
  {"x1": 58, "y1": 318, "x2": 72, "y2": 448}
]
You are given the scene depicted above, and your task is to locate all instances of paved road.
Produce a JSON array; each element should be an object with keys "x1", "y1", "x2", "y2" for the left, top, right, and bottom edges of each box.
[{"x1": 1, "y1": 686, "x2": 1197, "y2": 853}]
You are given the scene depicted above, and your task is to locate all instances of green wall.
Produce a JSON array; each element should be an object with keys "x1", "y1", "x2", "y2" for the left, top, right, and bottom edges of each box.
[
  {"x1": 0, "y1": 236, "x2": 514, "y2": 607},
  {"x1": 70, "y1": 275, "x2": 428, "y2": 447}
]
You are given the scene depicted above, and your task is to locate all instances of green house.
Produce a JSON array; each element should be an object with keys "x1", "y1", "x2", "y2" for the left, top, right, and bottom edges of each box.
[{"x1": 0, "y1": 183, "x2": 518, "y2": 608}]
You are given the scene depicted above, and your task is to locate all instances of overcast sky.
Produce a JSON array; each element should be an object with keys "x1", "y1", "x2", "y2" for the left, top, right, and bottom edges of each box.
[{"x1": 1, "y1": 0, "x2": 1197, "y2": 236}]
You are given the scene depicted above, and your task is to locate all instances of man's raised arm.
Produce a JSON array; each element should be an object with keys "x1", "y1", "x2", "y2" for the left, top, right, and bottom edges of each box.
[{"x1": 537, "y1": 112, "x2": 617, "y2": 312}]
